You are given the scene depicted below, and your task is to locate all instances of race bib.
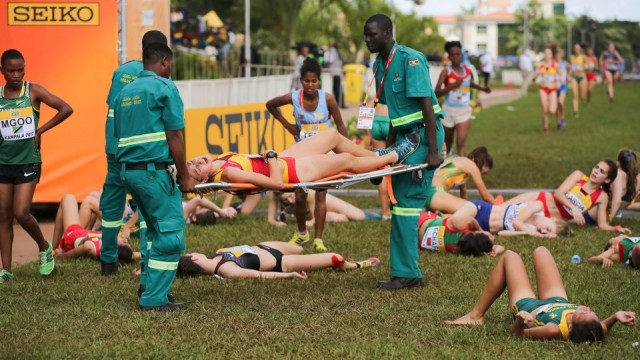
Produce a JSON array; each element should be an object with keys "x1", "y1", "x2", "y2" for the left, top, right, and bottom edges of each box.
[
  {"x1": 299, "y1": 122, "x2": 328, "y2": 139},
  {"x1": 563, "y1": 192, "x2": 588, "y2": 215},
  {"x1": 0, "y1": 107, "x2": 36, "y2": 141},
  {"x1": 420, "y1": 226, "x2": 445, "y2": 252},
  {"x1": 356, "y1": 106, "x2": 375, "y2": 129}
]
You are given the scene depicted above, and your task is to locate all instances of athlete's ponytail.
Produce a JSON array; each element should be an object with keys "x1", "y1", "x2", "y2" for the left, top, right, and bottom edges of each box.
[{"x1": 600, "y1": 160, "x2": 618, "y2": 198}]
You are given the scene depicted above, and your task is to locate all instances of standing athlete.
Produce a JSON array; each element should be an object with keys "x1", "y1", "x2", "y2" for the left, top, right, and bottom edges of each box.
[
  {"x1": 114, "y1": 43, "x2": 195, "y2": 311},
  {"x1": 364, "y1": 14, "x2": 444, "y2": 290},
  {"x1": 99, "y1": 30, "x2": 166, "y2": 294},
  {"x1": 0, "y1": 49, "x2": 73, "y2": 282}
]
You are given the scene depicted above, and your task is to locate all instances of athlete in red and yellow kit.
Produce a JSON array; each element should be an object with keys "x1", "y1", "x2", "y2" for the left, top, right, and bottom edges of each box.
[{"x1": 532, "y1": 48, "x2": 559, "y2": 134}]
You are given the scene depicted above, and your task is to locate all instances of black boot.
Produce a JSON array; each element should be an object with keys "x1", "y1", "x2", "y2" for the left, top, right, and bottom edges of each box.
[
  {"x1": 139, "y1": 302, "x2": 185, "y2": 312},
  {"x1": 376, "y1": 277, "x2": 425, "y2": 290},
  {"x1": 101, "y1": 261, "x2": 118, "y2": 276}
]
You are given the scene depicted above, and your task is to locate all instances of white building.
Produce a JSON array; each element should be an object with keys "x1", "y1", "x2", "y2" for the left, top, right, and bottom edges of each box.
[{"x1": 435, "y1": 0, "x2": 564, "y2": 56}]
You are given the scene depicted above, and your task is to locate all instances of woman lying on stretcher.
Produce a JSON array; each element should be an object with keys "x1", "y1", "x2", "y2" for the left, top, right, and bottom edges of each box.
[{"x1": 187, "y1": 129, "x2": 418, "y2": 190}]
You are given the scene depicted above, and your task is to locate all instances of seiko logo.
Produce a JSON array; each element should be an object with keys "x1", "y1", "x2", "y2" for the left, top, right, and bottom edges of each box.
[{"x1": 8, "y1": 3, "x2": 100, "y2": 26}]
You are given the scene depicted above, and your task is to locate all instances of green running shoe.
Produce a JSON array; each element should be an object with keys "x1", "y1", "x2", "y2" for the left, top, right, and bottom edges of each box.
[
  {"x1": 313, "y1": 238, "x2": 328, "y2": 252},
  {"x1": 288, "y1": 231, "x2": 310, "y2": 246},
  {"x1": 0, "y1": 269, "x2": 15, "y2": 283},
  {"x1": 39, "y1": 241, "x2": 55, "y2": 276}
]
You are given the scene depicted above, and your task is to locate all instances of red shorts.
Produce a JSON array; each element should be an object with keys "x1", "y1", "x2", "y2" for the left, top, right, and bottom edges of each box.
[
  {"x1": 539, "y1": 87, "x2": 556, "y2": 95},
  {"x1": 586, "y1": 72, "x2": 596, "y2": 82},
  {"x1": 281, "y1": 157, "x2": 300, "y2": 183},
  {"x1": 418, "y1": 211, "x2": 438, "y2": 228}
]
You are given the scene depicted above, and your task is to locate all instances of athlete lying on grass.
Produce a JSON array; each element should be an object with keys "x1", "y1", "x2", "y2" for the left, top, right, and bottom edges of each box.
[
  {"x1": 177, "y1": 241, "x2": 380, "y2": 280},
  {"x1": 444, "y1": 247, "x2": 636, "y2": 343}
]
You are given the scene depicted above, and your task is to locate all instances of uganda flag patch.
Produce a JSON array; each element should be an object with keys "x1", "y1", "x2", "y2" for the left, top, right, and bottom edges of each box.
[{"x1": 409, "y1": 59, "x2": 419, "y2": 66}]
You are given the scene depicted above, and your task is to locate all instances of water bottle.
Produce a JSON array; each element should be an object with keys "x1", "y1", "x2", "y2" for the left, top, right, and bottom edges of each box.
[{"x1": 571, "y1": 255, "x2": 581, "y2": 264}]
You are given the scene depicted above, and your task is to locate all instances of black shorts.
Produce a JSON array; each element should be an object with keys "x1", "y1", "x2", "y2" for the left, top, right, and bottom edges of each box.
[
  {"x1": 257, "y1": 244, "x2": 283, "y2": 272},
  {"x1": 0, "y1": 163, "x2": 41, "y2": 185}
]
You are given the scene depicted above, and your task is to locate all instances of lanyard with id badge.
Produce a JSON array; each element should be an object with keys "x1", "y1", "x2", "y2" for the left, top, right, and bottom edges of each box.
[{"x1": 357, "y1": 44, "x2": 398, "y2": 130}]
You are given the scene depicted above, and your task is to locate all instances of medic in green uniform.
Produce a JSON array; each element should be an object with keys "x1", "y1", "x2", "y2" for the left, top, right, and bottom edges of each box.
[
  {"x1": 364, "y1": 14, "x2": 445, "y2": 290},
  {"x1": 114, "y1": 43, "x2": 195, "y2": 311},
  {"x1": 99, "y1": 31, "x2": 167, "y2": 282}
]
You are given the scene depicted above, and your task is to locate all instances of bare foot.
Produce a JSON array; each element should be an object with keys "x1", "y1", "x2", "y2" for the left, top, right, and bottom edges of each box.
[
  {"x1": 443, "y1": 313, "x2": 484, "y2": 326},
  {"x1": 367, "y1": 257, "x2": 381, "y2": 267}
]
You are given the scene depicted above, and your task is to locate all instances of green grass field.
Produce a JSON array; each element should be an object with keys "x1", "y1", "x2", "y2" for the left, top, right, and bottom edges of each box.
[{"x1": 2, "y1": 83, "x2": 639, "y2": 359}]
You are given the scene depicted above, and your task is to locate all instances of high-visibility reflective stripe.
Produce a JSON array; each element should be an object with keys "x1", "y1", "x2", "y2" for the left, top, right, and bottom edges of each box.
[
  {"x1": 102, "y1": 219, "x2": 122, "y2": 228},
  {"x1": 391, "y1": 206, "x2": 422, "y2": 216},
  {"x1": 391, "y1": 111, "x2": 422, "y2": 127},
  {"x1": 108, "y1": 109, "x2": 114, "y2": 117},
  {"x1": 147, "y1": 242, "x2": 152, "y2": 250},
  {"x1": 390, "y1": 104, "x2": 442, "y2": 127},
  {"x1": 148, "y1": 259, "x2": 178, "y2": 270},
  {"x1": 118, "y1": 131, "x2": 166, "y2": 148},
  {"x1": 139, "y1": 221, "x2": 147, "y2": 229}
]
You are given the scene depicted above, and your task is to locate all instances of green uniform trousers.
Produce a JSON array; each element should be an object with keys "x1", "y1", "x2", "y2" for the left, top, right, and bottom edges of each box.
[
  {"x1": 121, "y1": 164, "x2": 185, "y2": 307},
  {"x1": 389, "y1": 122, "x2": 444, "y2": 278},
  {"x1": 100, "y1": 155, "x2": 148, "y2": 285}
]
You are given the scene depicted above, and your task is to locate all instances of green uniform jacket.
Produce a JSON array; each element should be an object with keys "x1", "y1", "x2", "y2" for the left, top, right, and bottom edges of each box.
[
  {"x1": 114, "y1": 70, "x2": 184, "y2": 164},
  {"x1": 105, "y1": 60, "x2": 143, "y2": 155},
  {"x1": 373, "y1": 42, "x2": 444, "y2": 130}
]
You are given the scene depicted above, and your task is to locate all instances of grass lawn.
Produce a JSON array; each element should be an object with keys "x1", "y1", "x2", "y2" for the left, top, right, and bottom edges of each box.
[{"x1": 2, "y1": 83, "x2": 640, "y2": 359}]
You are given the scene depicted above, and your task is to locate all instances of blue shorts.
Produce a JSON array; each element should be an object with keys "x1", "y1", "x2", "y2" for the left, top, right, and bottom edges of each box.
[
  {"x1": 556, "y1": 84, "x2": 568, "y2": 95},
  {"x1": 584, "y1": 211, "x2": 596, "y2": 225},
  {"x1": 470, "y1": 200, "x2": 492, "y2": 231}
]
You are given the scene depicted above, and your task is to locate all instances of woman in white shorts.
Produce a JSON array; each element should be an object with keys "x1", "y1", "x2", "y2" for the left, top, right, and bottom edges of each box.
[{"x1": 436, "y1": 41, "x2": 491, "y2": 156}]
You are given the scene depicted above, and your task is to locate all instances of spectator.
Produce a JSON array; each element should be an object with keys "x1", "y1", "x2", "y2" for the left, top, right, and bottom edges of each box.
[
  {"x1": 519, "y1": 50, "x2": 534, "y2": 95},
  {"x1": 479, "y1": 50, "x2": 493, "y2": 87},
  {"x1": 325, "y1": 43, "x2": 344, "y2": 108}
]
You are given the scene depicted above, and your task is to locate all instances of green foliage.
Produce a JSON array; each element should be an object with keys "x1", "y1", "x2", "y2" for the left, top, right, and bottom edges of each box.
[{"x1": 391, "y1": 12, "x2": 445, "y2": 56}]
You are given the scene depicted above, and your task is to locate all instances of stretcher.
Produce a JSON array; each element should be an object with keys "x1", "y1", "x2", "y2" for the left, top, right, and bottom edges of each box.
[{"x1": 194, "y1": 162, "x2": 431, "y2": 195}]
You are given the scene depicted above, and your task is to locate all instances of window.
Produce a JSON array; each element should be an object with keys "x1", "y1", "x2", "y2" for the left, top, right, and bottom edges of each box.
[
  {"x1": 477, "y1": 25, "x2": 487, "y2": 34},
  {"x1": 477, "y1": 43, "x2": 487, "y2": 51}
]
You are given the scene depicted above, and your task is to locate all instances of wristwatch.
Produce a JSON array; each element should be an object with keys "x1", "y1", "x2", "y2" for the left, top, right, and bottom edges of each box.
[{"x1": 264, "y1": 150, "x2": 278, "y2": 160}]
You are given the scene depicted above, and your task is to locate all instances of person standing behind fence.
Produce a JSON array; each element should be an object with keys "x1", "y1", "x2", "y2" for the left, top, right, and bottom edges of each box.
[
  {"x1": 291, "y1": 44, "x2": 309, "y2": 91},
  {"x1": 114, "y1": 43, "x2": 195, "y2": 311},
  {"x1": 364, "y1": 14, "x2": 444, "y2": 290},
  {"x1": 99, "y1": 30, "x2": 166, "y2": 296},
  {"x1": 0, "y1": 49, "x2": 73, "y2": 283},
  {"x1": 325, "y1": 43, "x2": 345, "y2": 108},
  {"x1": 266, "y1": 58, "x2": 348, "y2": 252}
]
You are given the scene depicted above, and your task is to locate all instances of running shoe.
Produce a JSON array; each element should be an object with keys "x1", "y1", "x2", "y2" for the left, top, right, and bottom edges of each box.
[
  {"x1": 39, "y1": 241, "x2": 55, "y2": 276},
  {"x1": 364, "y1": 213, "x2": 382, "y2": 220},
  {"x1": 393, "y1": 136, "x2": 419, "y2": 164},
  {"x1": 0, "y1": 269, "x2": 15, "y2": 283},
  {"x1": 557, "y1": 118, "x2": 566, "y2": 130},
  {"x1": 288, "y1": 231, "x2": 310, "y2": 246},
  {"x1": 353, "y1": 257, "x2": 381, "y2": 269},
  {"x1": 373, "y1": 144, "x2": 397, "y2": 156},
  {"x1": 313, "y1": 238, "x2": 328, "y2": 252}
]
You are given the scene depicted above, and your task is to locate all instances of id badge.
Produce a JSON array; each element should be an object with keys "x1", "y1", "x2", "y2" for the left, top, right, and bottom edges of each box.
[{"x1": 356, "y1": 106, "x2": 375, "y2": 129}]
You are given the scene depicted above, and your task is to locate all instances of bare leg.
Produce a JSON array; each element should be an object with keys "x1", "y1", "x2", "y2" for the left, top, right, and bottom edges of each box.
[
  {"x1": 587, "y1": 79, "x2": 595, "y2": 104},
  {"x1": 313, "y1": 190, "x2": 327, "y2": 239},
  {"x1": 295, "y1": 152, "x2": 397, "y2": 182},
  {"x1": 281, "y1": 129, "x2": 375, "y2": 158},
  {"x1": 443, "y1": 126, "x2": 455, "y2": 156},
  {"x1": 579, "y1": 78, "x2": 588, "y2": 101},
  {"x1": 455, "y1": 120, "x2": 472, "y2": 156},
  {"x1": 539, "y1": 89, "x2": 549, "y2": 133},
  {"x1": 326, "y1": 193, "x2": 365, "y2": 220},
  {"x1": 0, "y1": 184, "x2": 15, "y2": 271},
  {"x1": 294, "y1": 191, "x2": 308, "y2": 233},
  {"x1": 377, "y1": 181, "x2": 392, "y2": 218},
  {"x1": 13, "y1": 181, "x2": 48, "y2": 252},
  {"x1": 556, "y1": 91, "x2": 565, "y2": 125},
  {"x1": 605, "y1": 71, "x2": 614, "y2": 101},
  {"x1": 281, "y1": 253, "x2": 380, "y2": 272},
  {"x1": 571, "y1": 78, "x2": 580, "y2": 114},
  {"x1": 239, "y1": 194, "x2": 262, "y2": 215},
  {"x1": 52, "y1": 194, "x2": 82, "y2": 248},
  {"x1": 78, "y1": 191, "x2": 101, "y2": 229},
  {"x1": 533, "y1": 246, "x2": 568, "y2": 300},
  {"x1": 444, "y1": 250, "x2": 535, "y2": 325},
  {"x1": 430, "y1": 191, "x2": 469, "y2": 214}
]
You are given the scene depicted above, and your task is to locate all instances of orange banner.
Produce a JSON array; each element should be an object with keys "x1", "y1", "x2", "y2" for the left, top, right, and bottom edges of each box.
[
  {"x1": 0, "y1": 0, "x2": 118, "y2": 202},
  {"x1": 125, "y1": 0, "x2": 170, "y2": 61}
]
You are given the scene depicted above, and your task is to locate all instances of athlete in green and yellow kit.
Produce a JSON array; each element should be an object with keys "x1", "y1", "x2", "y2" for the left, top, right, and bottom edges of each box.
[
  {"x1": 364, "y1": 14, "x2": 445, "y2": 290},
  {"x1": 99, "y1": 31, "x2": 167, "y2": 284},
  {"x1": 114, "y1": 43, "x2": 195, "y2": 311}
]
